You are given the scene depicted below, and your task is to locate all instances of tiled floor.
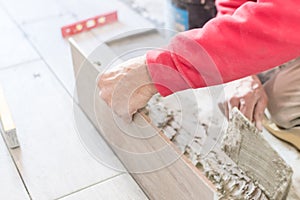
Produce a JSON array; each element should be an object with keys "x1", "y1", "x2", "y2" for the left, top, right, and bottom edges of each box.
[
  {"x1": 0, "y1": 6, "x2": 40, "y2": 69},
  {"x1": 2, "y1": 0, "x2": 299, "y2": 199},
  {"x1": 0, "y1": 0, "x2": 149, "y2": 199}
]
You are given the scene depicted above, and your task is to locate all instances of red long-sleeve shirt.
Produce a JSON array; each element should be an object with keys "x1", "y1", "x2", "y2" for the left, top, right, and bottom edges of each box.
[{"x1": 146, "y1": 0, "x2": 300, "y2": 96}]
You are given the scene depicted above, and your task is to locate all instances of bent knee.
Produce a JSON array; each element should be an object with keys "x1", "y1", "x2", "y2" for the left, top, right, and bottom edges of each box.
[{"x1": 270, "y1": 108, "x2": 300, "y2": 129}]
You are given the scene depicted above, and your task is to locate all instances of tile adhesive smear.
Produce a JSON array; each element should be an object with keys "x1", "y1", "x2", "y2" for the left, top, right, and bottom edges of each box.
[
  {"x1": 222, "y1": 107, "x2": 293, "y2": 200},
  {"x1": 146, "y1": 95, "x2": 293, "y2": 199}
]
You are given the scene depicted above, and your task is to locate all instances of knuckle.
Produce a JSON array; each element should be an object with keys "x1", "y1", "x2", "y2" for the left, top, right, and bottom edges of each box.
[
  {"x1": 244, "y1": 93, "x2": 252, "y2": 100},
  {"x1": 100, "y1": 91, "x2": 110, "y2": 102},
  {"x1": 97, "y1": 76, "x2": 105, "y2": 88},
  {"x1": 100, "y1": 94, "x2": 107, "y2": 103},
  {"x1": 229, "y1": 97, "x2": 237, "y2": 105}
]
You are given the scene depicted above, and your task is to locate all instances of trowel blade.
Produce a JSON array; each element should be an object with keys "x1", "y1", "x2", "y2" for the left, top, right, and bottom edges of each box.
[{"x1": 222, "y1": 107, "x2": 293, "y2": 200}]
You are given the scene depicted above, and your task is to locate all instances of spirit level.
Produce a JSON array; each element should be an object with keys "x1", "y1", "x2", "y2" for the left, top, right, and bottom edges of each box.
[{"x1": 61, "y1": 11, "x2": 118, "y2": 38}]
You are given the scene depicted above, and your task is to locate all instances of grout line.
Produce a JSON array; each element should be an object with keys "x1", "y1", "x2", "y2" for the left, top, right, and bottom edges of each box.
[
  {"x1": 0, "y1": 58, "x2": 42, "y2": 71},
  {"x1": 0, "y1": 0, "x2": 73, "y2": 26},
  {"x1": 54, "y1": 2, "x2": 78, "y2": 20},
  {"x1": 0, "y1": 3, "x2": 77, "y2": 199},
  {"x1": 54, "y1": 172, "x2": 126, "y2": 200},
  {"x1": 0, "y1": 135, "x2": 32, "y2": 199},
  {"x1": 74, "y1": 105, "x2": 151, "y2": 200}
]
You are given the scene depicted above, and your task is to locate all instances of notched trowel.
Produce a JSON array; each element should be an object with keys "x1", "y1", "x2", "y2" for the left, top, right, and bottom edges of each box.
[{"x1": 222, "y1": 107, "x2": 293, "y2": 200}]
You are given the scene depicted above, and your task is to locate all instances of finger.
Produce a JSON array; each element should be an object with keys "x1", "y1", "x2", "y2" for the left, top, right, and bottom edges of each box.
[
  {"x1": 112, "y1": 99, "x2": 132, "y2": 124},
  {"x1": 239, "y1": 96, "x2": 256, "y2": 122},
  {"x1": 229, "y1": 97, "x2": 240, "y2": 110},
  {"x1": 253, "y1": 98, "x2": 268, "y2": 131},
  {"x1": 97, "y1": 74, "x2": 104, "y2": 88},
  {"x1": 128, "y1": 91, "x2": 146, "y2": 117},
  {"x1": 112, "y1": 91, "x2": 132, "y2": 124},
  {"x1": 97, "y1": 74, "x2": 111, "y2": 89},
  {"x1": 97, "y1": 70, "x2": 124, "y2": 87},
  {"x1": 100, "y1": 93, "x2": 112, "y2": 107},
  {"x1": 120, "y1": 100, "x2": 134, "y2": 124}
]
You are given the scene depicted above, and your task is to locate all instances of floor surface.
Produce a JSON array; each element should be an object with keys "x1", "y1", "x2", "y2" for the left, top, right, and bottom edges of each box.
[{"x1": 0, "y1": 0, "x2": 150, "y2": 199}]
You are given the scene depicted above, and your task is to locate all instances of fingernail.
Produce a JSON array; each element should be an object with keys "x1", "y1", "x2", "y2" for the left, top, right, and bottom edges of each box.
[{"x1": 256, "y1": 121, "x2": 263, "y2": 132}]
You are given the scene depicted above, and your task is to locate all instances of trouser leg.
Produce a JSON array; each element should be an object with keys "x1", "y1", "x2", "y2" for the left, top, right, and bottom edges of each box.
[{"x1": 264, "y1": 58, "x2": 300, "y2": 129}]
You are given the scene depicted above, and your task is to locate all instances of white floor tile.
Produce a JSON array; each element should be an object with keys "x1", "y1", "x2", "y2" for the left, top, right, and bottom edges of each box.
[
  {"x1": 0, "y1": 136, "x2": 30, "y2": 200},
  {"x1": 0, "y1": 60, "x2": 123, "y2": 200},
  {"x1": 0, "y1": 0, "x2": 66, "y2": 24},
  {"x1": 0, "y1": 7, "x2": 39, "y2": 68},
  {"x1": 21, "y1": 14, "x2": 77, "y2": 94}
]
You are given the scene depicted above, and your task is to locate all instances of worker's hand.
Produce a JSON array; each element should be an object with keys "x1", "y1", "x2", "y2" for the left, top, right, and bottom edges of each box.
[
  {"x1": 224, "y1": 75, "x2": 268, "y2": 131},
  {"x1": 97, "y1": 56, "x2": 157, "y2": 123}
]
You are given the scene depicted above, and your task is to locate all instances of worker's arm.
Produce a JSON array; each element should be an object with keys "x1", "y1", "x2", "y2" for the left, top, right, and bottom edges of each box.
[
  {"x1": 147, "y1": 0, "x2": 300, "y2": 96},
  {"x1": 215, "y1": 0, "x2": 268, "y2": 130},
  {"x1": 98, "y1": 0, "x2": 300, "y2": 122}
]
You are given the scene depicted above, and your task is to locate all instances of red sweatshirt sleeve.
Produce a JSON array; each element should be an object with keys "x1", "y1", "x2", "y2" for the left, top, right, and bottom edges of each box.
[{"x1": 146, "y1": 0, "x2": 300, "y2": 96}]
